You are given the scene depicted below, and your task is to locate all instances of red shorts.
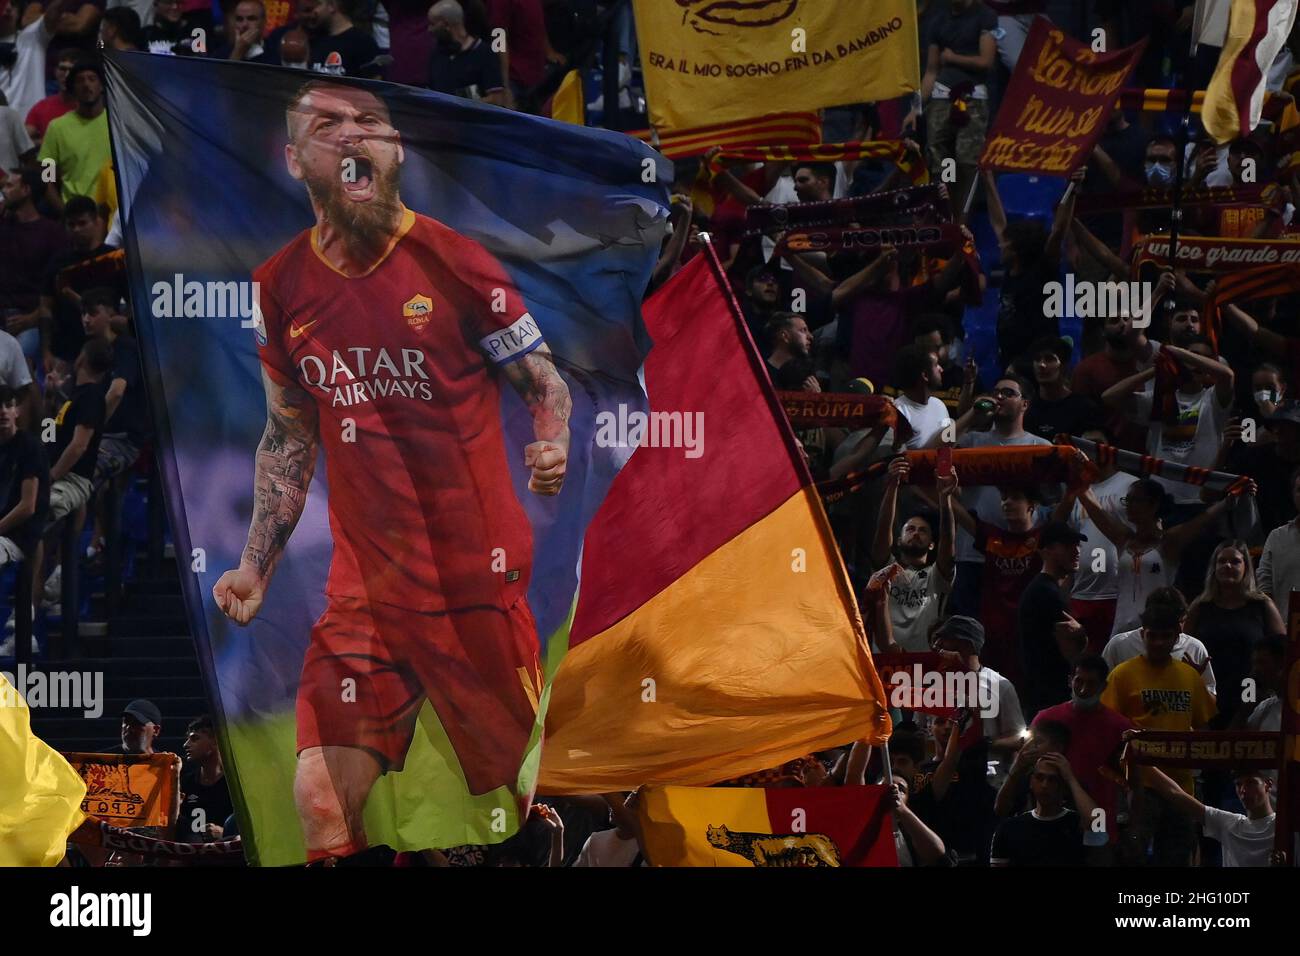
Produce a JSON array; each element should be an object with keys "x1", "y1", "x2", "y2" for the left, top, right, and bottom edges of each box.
[{"x1": 295, "y1": 595, "x2": 542, "y2": 797}]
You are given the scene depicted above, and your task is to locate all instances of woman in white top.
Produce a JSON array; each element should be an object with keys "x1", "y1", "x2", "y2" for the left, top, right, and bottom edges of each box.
[{"x1": 1074, "y1": 476, "x2": 1254, "y2": 636}]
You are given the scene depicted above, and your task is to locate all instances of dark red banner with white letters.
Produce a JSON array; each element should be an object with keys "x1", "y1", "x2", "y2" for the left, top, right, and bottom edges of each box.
[
  {"x1": 980, "y1": 17, "x2": 1146, "y2": 175},
  {"x1": 1126, "y1": 731, "x2": 1280, "y2": 770}
]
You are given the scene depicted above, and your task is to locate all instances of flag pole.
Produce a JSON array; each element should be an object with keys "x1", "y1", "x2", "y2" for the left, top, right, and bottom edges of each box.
[{"x1": 1165, "y1": 101, "x2": 1192, "y2": 322}]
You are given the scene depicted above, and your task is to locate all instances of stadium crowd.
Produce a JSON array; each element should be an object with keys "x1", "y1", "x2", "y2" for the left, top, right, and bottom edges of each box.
[{"x1": 2, "y1": 0, "x2": 1296, "y2": 866}]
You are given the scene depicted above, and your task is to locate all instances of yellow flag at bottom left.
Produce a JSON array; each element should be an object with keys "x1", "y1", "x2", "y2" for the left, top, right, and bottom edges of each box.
[{"x1": 0, "y1": 673, "x2": 87, "y2": 865}]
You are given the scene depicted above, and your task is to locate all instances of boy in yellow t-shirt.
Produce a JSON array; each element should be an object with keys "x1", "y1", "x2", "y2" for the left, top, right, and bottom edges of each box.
[{"x1": 1101, "y1": 587, "x2": 1216, "y2": 865}]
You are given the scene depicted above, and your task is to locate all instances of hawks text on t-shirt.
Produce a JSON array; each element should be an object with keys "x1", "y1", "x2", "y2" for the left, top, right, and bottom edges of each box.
[{"x1": 1140, "y1": 689, "x2": 1192, "y2": 716}]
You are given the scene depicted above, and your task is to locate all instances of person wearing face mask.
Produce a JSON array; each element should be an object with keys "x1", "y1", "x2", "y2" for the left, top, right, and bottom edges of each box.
[
  {"x1": 1029, "y1": 655, "x2": 1133, "y2": 861},
  {"x1": 1248, "y1": 361, "x2": 1285, "y2": 420},
  {"x1": 1129, "y1": 135, "x2": 1180, "y2": 241},
  {"x1": 1142, "y1": 135, "x2": 1178, "y2": 190}
]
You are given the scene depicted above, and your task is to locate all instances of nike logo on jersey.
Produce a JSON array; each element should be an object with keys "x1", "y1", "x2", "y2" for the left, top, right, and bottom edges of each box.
[{"x1": 289, "y1": 321, "x2": 319, "y2": 338}]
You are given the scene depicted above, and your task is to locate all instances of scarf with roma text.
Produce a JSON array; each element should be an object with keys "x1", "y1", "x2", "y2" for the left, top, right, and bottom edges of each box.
[{"x1": 777, "y1": 392, "x2": 911, "y2": 439}]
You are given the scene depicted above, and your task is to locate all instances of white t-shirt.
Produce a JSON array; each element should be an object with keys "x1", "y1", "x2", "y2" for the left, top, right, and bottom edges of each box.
[
  {"x1": 1203, "y1": 807, "x2": 1275, "y2": 868},
  {"x1": 893, "y1": 394, "x2": 949, "y2": 451},
  {"x1": 107, "y1": 0, "x2": 156, "y2": 27},
  {"x1": 1111, "y1": 545, "x2": 1173, "y2": 636},
  {"x1": 0, "y1": 105, "x2": 34, "y2": 173},
  {"x1": 955, "y1": 429, "x2": 1052, "y2": 563},
  {"x1": 1258, "y1": 521, "x2": 1300, "y2": 619},
  {"x1": 1069, "y1": 471, "x2": 1129, "y2": 600},
  {"x1": 573, "y1": 828, "x2": 643, "y2": 867},
  {"x1": 0, "y1": 330, "x2": 31, "y2": 390},
  {"x1": 1247, "y1": 695, "x2": 1281, "y2": 733},
  {"x1": 884, "y1": 562, "x2": 953, "y2": 651},
  {"x1": 980, "y1": 666, "x2": 1025, "y2": 788},
  {"x1": 1102, "y1": 628, "x2": 1217, "y2": 696},
  {"x1": 0, "y1": 18, "x2": 50, "y2": 123},
  {"x1": 1133, "y1": 386, "x2": 1231, "y2": 503}
]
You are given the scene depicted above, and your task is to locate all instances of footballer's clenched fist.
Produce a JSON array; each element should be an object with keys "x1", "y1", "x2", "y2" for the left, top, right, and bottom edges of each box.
[{"x1": 525, "y1": 440, "x2": 567, "y2": 496}]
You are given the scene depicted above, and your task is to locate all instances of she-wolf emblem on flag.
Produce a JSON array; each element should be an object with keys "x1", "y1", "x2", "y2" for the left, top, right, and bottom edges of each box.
[{"x1": 677, "y1": 0, "x2": 800, "y2": 33}]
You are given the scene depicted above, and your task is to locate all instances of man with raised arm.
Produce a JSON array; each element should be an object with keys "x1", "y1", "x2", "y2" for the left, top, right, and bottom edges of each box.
[{"x1": 213, "y1": 80, "x2": 572, "y2": 864}]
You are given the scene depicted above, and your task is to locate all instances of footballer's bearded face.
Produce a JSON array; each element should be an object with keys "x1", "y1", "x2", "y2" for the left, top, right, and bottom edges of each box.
[{"x1": 286, "y1": 87, "x2": 405, "y2": 246}]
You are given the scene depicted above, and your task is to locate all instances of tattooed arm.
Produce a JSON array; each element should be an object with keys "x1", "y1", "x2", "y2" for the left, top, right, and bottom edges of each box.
[
  {"x1": 213, "y1": 368, "x2": 320, "y2": 625},
  {"x1": 499, "y1": 342, "x2": 572, "y2": 496}
]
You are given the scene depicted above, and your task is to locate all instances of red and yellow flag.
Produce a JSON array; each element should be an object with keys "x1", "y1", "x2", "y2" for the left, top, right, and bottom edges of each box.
[
  {"x1": 637, "y1": 785, "x2": 897, "y2": 867},
  {"x1": 1203, "y1": 0, "x2": 1300, "y2": 143},
  {"x1": 538, "y1": 248, "x2": 891, "y2": 793},
  {"x1": 626, "y1": 112, "x2": 823, "y2": 160}
]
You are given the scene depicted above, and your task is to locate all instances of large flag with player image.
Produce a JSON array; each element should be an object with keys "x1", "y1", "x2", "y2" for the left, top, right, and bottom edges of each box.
[
  {"x1": 538, "y1": 247, "x2": 893, "y2": 793},
  {"x1": 105, "y1": 50, "x2": 671, "y2": 866},
  {"x1": 632, "y1": 0, "x2": 919, "y2": 132}
]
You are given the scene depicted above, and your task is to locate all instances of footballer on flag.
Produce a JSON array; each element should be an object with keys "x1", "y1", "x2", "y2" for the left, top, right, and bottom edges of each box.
[{"x1": 105, "y1": 51, "x2": 670, "y2": 866}]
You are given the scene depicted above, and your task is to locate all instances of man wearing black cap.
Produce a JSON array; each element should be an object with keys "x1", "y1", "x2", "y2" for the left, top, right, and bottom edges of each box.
[
  {"x1": 93, "y1": 698, "x2": 181, "y2": 865},
  {"x1": 120, "y1": 697, "x2": 163, "y2": 754},
  {"x1": 930, "y1": 615, "x2": 1026, "y2": 791},
  {"x1": 119, "y1": 699, "x2": 180, "y2": 822},
  {"x1": 1018, "y1": 520, "x2": 1088, "y2": 721}
]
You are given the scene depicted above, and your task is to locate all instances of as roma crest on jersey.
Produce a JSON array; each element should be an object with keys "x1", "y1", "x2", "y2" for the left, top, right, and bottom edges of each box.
[{"x1": 404, "y1": 294, "x2": 433, "y2": 331}]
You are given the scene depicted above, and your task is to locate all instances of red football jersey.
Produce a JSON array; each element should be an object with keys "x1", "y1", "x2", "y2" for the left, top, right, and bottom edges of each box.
[{"x1": 253, "y1": 208, "x2": 542, "y2": 611}]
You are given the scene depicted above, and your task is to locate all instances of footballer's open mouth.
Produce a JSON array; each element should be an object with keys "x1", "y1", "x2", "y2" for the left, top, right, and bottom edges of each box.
[{"x1": 341, "y1": 154, "x2": 375, "y2": 201}]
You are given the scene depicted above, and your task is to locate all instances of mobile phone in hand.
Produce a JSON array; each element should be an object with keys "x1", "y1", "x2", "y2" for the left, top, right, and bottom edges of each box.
[{"x1": 936, "y1": 444, "x2": 953, "y2": 479}]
